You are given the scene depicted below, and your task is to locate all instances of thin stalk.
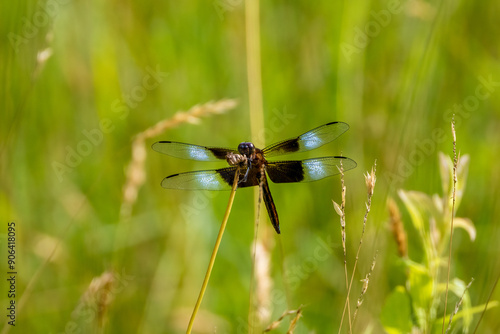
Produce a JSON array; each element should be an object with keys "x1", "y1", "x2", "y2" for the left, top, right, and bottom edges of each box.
[
  {"x1": 340, "y1": 202, "x2": 368, "y2": 334},
  {"x1": 245, "y1": 0, "x2": 264, "y2": 144},
  {"x1": 248, "y1": 177, "x2": 264, "y2": 333},
  {"x1": 339, "y1": 164, "x2": 376, "y2": 334},
  {"x1": 442, "y1": 118, "x2": 457, "y2": 333},
  {"x1": 473, "y1": 273, "x2": 499, "y2": 333},
  {"x1": 337, "y1": 160, "x2": 353, "y2": 333},
  {"x1": 186, "y1": 169, "x2": 240, "y2": 333},
  {"x1": 245, "y1": 0, "x2": 266, "y2": 331}
]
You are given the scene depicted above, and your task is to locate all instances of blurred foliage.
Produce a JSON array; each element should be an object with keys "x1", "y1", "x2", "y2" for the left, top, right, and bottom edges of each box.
[
  {"x1": 382, "y1": 152, "x2": 492, "y2": 333},
  {"x1": 1, "y1": 0, "x2": 500, "y2": 333}
]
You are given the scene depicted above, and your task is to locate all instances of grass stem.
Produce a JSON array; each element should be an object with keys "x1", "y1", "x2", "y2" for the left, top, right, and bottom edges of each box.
[
  {"x1": 340, "y1": 163, "x2": 376, "y2": 334},
  {"x1": 186, "y1": 169, "x2": 240, "y2": 333},
  {"x1": 248, "y1": 179, "x2": 263, "y2": 332},
  {"x1": 337, "y1": 160, "x2": 353, "y2": 333},
  {"x1": 442, "y1": 117, "x2": 457, "y2": 333}
]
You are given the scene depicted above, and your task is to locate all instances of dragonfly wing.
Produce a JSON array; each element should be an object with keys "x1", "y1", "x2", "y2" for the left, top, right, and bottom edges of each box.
[
  {"x1": 266, "y1": 156, "x2": 357, "y2": 183},
  {"x1": 161, "y1": 168, "x2": 236, "y2": 190},
  {"x1": 152, "y1": 141, "x2": 237, "y2": 162},
  {"x1": 263, "y1": 122, "x2": 349, "y2": 157}
]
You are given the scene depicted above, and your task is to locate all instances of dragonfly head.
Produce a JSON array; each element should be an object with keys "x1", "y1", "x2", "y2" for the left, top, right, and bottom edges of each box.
[{"x1": 238, "y1": 142, "x2": 255, "y2": 157}]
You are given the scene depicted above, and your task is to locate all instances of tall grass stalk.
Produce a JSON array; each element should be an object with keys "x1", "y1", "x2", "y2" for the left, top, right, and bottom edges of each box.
[
  {"x1": 338, "y1": 163, "x2": 377, "y2": 334},
  {"x1": 334, "y1": 160, "x2": 353, "y2": 332},
  {"x1": 248, "y1": 178, "x2": 264, "y2": 330},
  {"x1": 244, "y1": 0, "x2": 272, "y2": 331},
  {"x1": 186, "y1": 168, "x2": 241, "y2": 333},
  {"x1": 442, "y1": 117, "x2": 458, "y2": 333},
  {"x1": 473, "y1": 274, "x2": 500, "y2": 333},
  {"x1": 446, "y1": 278, "x2": 474, "y2": 333},
  {"x1": 352, "y1": 252, "x2": 378, "y2": 326}
]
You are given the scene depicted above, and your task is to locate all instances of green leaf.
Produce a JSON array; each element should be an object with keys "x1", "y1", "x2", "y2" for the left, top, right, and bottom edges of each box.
[
  {"x1": 450, "y1": 278, "x2": 473, "y2": 333},
  {"x1": 380, "y1": 286, "x2": 413, "y2": 334},
  {"x1": 438, "y1": 152, "x2": 470, "y2": 214},
  {"x1": 398, "y1": 190, "x2": 427, "y2": 231},
  {"x1": 434, "y1": 278, "x2": 474, "y2": 333},
  {"x1": 398, "y1": 190, "x2": 437, "y2": 261},
  {"x1": 454, "y1": 154, "x2": 470, "y2": 211},
  {"x1": 433, "y1": 301, "x2": 499, "y2": 334},
  {"x1": 406, "y1": 261, "x2": 434, "y2": 329},
  {"x1": 439, "y1": 152, "x2": 452, "y2": 198},
  {"x1": 453, "y1": 217, "x2": 476, "y2": 241}
]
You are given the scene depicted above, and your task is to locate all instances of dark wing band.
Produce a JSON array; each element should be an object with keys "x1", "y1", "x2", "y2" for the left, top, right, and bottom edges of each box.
[{"x1": 266, "y1": 156, "x2": 357, "y2": 183}]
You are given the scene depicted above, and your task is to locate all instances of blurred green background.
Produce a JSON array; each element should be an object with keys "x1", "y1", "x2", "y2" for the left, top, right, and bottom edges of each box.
[{"x1": 1, "y1": 0, "x2": 499, "y2": 333}]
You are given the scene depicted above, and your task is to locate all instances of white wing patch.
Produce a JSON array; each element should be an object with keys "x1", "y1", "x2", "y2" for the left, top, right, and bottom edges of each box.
[
  {"x1": 196, "y1": 173, "x2": 225, "y2": 190},
  {"x1": 161, "y1": 170, "x2": 230, "y2": 190},
  {"x1": 300, "y1": 131, "x2": 324, "y2": 150},
  {"x1": 187, "y1": 146, "x2": 212, "y2": 161},
  {"x1": 301, "y1": 157, "x2": 357, "y2": 182},
  {"x1": 302, "y1": 159, "x2": 331, "y2": 181},
  {"x1": 299, "y1": 122, "x2": 349, "y2": 151}
]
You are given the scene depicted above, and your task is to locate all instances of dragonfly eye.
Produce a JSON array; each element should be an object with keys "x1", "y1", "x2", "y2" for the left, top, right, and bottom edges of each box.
[{"x1": 238, "y1": 142, "x2": 255, "y2": 156}]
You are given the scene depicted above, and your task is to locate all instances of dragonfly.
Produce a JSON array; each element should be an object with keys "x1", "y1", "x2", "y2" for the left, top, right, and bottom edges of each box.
[{"x1": 152, "y1": 121, "x2": 356, "y2": 234}]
